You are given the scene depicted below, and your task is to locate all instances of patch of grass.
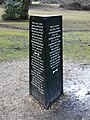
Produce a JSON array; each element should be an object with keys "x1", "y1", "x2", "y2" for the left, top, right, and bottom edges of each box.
[
  {"x1": 0, "y1": 7, "x2": 29, "y2": 61},
  {"x1": 64, "y1": 32, "x2": 90, "y2": 61},
  {"x1": 64, "y1": 20, "x2": 90, "y2": 32},
  {"x1": 0, "y1": 28, "x2": 29, "y2": 61},
  {"x1": 63, "y1": 10, "x2": 90, "y2": 32}
]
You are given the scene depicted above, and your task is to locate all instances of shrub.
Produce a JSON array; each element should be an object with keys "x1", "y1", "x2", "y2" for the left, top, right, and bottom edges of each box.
[
  {"x1": 0, "y1": 0, "x2": 4, "y2": 4},
  {"x1": 81, "y1": 3, "x2": 90, "y2": 10},
  {"x1": 66, "y1": 2, "x2": 82, "y2": 10},
  {"x1": 2, "y1": 0, "x2": 28, "y2": 20}
]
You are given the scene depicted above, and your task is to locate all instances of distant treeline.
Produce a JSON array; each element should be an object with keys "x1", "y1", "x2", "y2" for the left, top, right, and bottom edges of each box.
[
  {"x1": 60, "y1": 0, "x2": 90, "y2": 10},
  {"x1": 33, "y1": 0, "x2": 90, "y2": 10},
  {"x1": 1, "y1": 0, "x2": 90, "y2": 10}
]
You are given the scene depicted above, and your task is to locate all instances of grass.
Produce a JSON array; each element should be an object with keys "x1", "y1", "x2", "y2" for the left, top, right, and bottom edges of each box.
[
  {"x1": 0, "y1": 7, "x2": 29, "y2": 61},
  {"x1": 64, "y1": 32, "x2": 90, "y2": 61},
  {"x1": 0, "y1": 28, "x2": 29, "y2": 61},
  {"x1": 0, "y1": 6, "x2": 90, "y2": 62},
  {"x1": 62, "y1": 10, "x2": 90, "y2": 62}
]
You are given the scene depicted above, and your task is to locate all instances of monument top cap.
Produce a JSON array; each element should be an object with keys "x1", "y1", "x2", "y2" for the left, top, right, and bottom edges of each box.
[{"x1": 30, "y1": 14, "x2": 62, "y2": 17}]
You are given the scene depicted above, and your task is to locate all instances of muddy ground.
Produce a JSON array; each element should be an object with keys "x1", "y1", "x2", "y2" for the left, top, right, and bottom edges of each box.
[{"x1": 0, "y1": 58, "x2": 90, "y2": 120}]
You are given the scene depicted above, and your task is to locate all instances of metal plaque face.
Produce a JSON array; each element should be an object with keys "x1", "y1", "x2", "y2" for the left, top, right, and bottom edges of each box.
[{"x1": 29, "y1": 15, "x2": 63, "y2": 108}]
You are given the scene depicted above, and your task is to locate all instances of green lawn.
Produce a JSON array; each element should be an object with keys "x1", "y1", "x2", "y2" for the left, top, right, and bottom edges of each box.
[
  {"x1": 0, "y1": 28, "x2": 29, "y2": 61},
  {"x1": 0, "y1": 6, "x2": 90, "y2": 62},
  {"x1": 64, "y1": 32, "x2": 90, "y2": 61},
  {"x1": 0, "y1": 7, "x2": 29, "y2": 61}
]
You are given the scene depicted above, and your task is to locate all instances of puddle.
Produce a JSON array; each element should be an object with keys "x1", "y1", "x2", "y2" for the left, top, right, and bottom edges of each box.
[{"x1": 63, "y1": 61, "x2": 90, "y2": 119}]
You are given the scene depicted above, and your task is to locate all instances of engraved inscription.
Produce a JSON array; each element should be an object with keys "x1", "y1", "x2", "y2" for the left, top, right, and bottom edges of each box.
[
  {"x1": 31, "y1": 21, "x2": 44, "y2": 94},
  {"x1": 48, "y1": 24, "x2": 61, "y2": 73}
]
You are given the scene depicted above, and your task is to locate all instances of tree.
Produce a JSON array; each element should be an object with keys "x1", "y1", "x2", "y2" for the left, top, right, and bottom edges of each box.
[
  {"x1": 2, "y1": 0, "x2": 29, "y2": 20},
  {"x1": 22, "y1": 0, "x2": 29, "y2": 19},
  {"x1": 0, "y1": 0, "x2": 4, "y2": 4}
]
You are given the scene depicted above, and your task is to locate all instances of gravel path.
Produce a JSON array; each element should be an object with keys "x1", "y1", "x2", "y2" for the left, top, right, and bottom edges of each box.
[
  {"x1": 0, "y1": 58, "x2": 90, "y2": 120},
  {"x1": 0, "y1": 58, "x2": 29, "y2": 120}
]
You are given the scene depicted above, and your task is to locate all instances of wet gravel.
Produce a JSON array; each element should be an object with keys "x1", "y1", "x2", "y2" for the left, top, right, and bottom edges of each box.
[{"x1": 0, "y1": 58, "x2": 90, "y2": 120}]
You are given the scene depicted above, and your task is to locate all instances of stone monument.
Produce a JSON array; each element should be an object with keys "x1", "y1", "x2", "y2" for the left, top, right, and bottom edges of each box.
[{"x1": 29, "y1": 15, "x2": 63, "y2": 108}]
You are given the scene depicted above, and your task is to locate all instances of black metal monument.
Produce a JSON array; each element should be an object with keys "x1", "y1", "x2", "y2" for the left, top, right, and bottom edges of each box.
[{"x1": 29, "y1": 15, "x2": 63, "y2": 108}]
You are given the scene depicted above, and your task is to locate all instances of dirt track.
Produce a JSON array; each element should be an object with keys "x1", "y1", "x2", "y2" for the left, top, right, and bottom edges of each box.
[
  {"x1": 0, "y1": 58, "x2": 90, "y2": 120},
  {"x1": 0, "y1": 24, "x2": 28, "y2": 30}
]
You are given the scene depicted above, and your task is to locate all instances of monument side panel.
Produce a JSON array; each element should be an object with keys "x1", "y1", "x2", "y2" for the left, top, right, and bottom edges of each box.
[
  {"x1": 29, "y1": 16, "x2": 46, "y2": 104},
  {"x1": 45, "y1": 16, "x2": 63, "y2": 103}
]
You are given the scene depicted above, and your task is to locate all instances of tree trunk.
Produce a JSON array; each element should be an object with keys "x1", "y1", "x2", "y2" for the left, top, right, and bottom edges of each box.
[
  {"x1": 29, "y1": 0, "x2": 32, "y2": 5},
  {"x1": 22, "y1": 0, "x2": 29, "y2": 19}
]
